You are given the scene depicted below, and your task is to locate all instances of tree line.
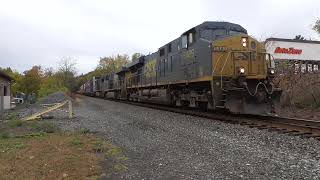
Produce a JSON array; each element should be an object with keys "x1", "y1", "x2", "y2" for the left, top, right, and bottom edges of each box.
[
  {"x1": 76, "y1": 53, "x2": 142, "y2": 91},
  {"x1": 1, "y1": 53, "x2": 142, "y2": 99},
  {"x1": 1, "y1": 57, "x2": 77, "y2": 98}
]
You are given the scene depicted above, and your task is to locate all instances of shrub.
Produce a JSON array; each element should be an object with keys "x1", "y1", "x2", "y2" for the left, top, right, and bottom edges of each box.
[
  {"x1": 79, "y1": 128, "x2": 90, "y2": 134},
  {"x1": 275, "y1": 70, "x2": 320, "y2": 109}
]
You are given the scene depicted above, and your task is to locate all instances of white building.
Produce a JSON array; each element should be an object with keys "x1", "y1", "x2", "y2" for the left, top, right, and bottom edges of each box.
[
  {"x1": 0, "y1": 70, "x2": 12, "y2": 111},
  {"x1": 265, "y1": 38, "x2": 320, "y2": 73}
]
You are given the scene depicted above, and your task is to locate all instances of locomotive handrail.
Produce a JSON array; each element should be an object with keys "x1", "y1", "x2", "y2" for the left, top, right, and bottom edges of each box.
[
  {"x1": 213, "y1": 54, "x2": 225, "y2": 74},
  {"x1": 220, "y1": 51, "x2": 231, "y2": 88}
]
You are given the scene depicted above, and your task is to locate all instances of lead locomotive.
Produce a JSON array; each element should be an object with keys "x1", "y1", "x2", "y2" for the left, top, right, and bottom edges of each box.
[{"x1": 81, "y1": 21, "x2": 281, "y2": 115}]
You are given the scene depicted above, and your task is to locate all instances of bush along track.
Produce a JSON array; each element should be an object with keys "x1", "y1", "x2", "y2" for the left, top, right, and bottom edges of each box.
[{"x1": 0, "y1": 113, "x2": 127, "y2": 179}]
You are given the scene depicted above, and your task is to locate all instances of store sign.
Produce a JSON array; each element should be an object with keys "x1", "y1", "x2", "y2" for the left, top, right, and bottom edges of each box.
[{"x1": 274, "y1": 47, "x2": 302, "y2": 55}]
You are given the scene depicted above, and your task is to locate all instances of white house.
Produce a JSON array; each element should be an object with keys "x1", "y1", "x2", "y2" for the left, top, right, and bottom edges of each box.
[{"x1": 0, "y1": 70, "x2": 12, "y2": 110}]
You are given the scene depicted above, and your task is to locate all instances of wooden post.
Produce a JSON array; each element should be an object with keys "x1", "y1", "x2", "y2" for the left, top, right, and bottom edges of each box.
[{"x1": 68, "y1": 100, "x2": 73, "y2": 119}]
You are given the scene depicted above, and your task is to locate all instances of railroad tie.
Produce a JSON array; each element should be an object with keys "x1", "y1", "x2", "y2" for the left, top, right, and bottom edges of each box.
[
  {"x1": 279, "y1": 130, "x2": 298, "y2": 134},
  {"x1": 289, "y1": 132, "x2": 311, "y2": 136}
]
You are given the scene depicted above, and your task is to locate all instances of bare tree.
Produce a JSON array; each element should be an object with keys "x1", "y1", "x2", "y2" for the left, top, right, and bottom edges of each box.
[
  {"x1": 294, "y1": 35, "x2": 305, "y2": 40},
  {"x1": 44, "y1": 67, "x2": 54, "y2": 77},
  {"x1": 56, "y1": 57, "x2": 78, "y2": 92},
  {"x1": 313, "y1": 18, "x2": 320, "y2": 34},
  {"x1": 58, "y1": 57, "x2": 77, "y2": 75}
]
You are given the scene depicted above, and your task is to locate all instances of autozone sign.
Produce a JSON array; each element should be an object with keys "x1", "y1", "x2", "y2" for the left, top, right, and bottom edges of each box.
[
  {"x1": 265, "y1": 39, "x2": 320, "y2": 61},
  {"x1": 274, "y1": 47, "x2": 302, "y2": 55}
]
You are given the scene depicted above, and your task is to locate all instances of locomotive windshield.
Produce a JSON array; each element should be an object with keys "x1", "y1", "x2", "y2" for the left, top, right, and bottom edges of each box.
[
  {"x1": 200, "y1": 29, "x2": 226, "y2": 41},
  {"x1": 265, "y1": 54, "x2": 275, "y2": 69},
  {"x1": 229, "y1": 30, "x2": 245, "y2": 35}
]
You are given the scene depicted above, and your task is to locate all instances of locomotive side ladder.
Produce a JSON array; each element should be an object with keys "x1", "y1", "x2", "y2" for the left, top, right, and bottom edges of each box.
[{"x1": 212, "y1": 51, "x2": 232, "y2": 109}]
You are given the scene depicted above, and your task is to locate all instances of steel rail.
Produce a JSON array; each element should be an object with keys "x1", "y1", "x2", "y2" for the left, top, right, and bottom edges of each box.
[{"x1": 85, "y1": 95, "x2": 320, "y2": 140}]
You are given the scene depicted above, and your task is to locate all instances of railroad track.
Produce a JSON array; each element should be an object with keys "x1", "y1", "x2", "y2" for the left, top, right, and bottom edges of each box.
[{"x1": 86, "y1": 95, "x2": 320, "y2": 140}]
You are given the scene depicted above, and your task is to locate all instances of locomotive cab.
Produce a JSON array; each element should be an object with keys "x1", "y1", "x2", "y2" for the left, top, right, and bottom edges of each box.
[{"x1": 211, "y1": 34, "x2": 281, "y2": 114}]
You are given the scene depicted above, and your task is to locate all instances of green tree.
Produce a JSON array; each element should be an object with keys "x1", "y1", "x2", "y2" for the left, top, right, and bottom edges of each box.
[
  {"x1": 95, "y1": 54, "x2": 129, "y2": 75},
  {"x1": 0, "y1": 67, "x2": 23, "y2": 96},
  {"x1": 131, "y1": 53, "x2": 143, "y2": 62},
  {"x1": 313, "y1": 18, "x2": 320, "y2": 34},
  {"x1": 38, "y1": 75, "x2": 67, "y2": 97},
  {"x1": 21, "y1": 66, "x2": 43, "y2": 95}
]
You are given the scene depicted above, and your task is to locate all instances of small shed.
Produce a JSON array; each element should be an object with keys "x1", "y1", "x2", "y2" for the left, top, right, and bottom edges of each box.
[{"x1": 0, "y1": 70, "x2": 13, "y2": 110}]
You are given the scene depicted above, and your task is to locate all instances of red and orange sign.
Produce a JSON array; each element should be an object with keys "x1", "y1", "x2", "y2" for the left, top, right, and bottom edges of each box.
[{"x1": 274, "y1": 47, "x2": 302, "y2": 54}]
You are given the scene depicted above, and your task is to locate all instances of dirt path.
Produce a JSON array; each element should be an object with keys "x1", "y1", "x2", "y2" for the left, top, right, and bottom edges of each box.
[{"x1": 53, "y1": 95, "x2": 320, "y2": 179}]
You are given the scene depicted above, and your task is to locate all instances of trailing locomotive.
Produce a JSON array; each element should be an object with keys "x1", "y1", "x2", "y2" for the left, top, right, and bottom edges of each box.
[{"x1": 81, "y1": 21, "x2": 281, "y2": 115}]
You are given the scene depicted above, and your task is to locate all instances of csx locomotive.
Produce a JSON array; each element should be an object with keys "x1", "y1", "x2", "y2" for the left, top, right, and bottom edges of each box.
[{"x1": 81, "y1": 21, "x2": 281, "y2": 115}]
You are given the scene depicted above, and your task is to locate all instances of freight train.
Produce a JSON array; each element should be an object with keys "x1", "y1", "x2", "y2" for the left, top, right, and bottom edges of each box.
[{"x1": 80, "y1": 21, "x2": 281, "y2": 115}]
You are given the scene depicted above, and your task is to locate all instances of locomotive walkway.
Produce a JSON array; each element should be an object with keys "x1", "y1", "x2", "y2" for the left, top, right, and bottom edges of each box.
[{"x1": 53, "y1": 95, "x2": 320, "y2": 179}]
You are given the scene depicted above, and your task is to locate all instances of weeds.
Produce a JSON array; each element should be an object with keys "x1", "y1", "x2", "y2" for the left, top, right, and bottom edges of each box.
[
  {"x1": 70, "y1": 137, "x2": 83, "y2": 146},
  {"x1": 92, "y1": 138, "x2": 128, "y2": 174},
  {"x1": 105, "y1": 147, "x2": 122, "y2": 157},
  {"x1": 6, "y1": 112, "x2": 18, "y2": 120},
  {"x1": 30, "y1": 121, "x2": 59, "y2": 133},
  {"x1": 9, "y1": 120, "x2": 23, "y2": 128},
  {"x1": 0, "y1": 139, "x2": 25, "y2": 153},
  {"x1": 93, "y1": 139, "x2": 111, "y2": 153},
  {"x1": 113, "y1": 164, "x2": 128, "y2": 172},
  {"x1": 0, "y1": 132, "x2": 10, "y2": 139},
  {"x1": 20, "y1": 132, "x2": 45, "y2": 138},
  {"x1": 79, "y1": 128, "x2": 90, "y2": 134}
]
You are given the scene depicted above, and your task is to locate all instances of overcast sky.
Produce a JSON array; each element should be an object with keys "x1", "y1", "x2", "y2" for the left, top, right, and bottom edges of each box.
[{"x1": 0, "y1": 0, "x2": 319, "y2": 74}]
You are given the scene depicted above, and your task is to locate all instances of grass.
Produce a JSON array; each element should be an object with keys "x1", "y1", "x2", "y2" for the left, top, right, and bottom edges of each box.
[
  {"x1": 29, "y1": 121, "x2": 59, "y2": 133},
  {"x1": 92, "y1": 138, "x2": 128, "y2": 174},
  {"x1": 79, "y1": 128, "x2": 91, "y2": 134},
  {"x1": 6, "y1": 112, "x2": 18, "y2": 120},
  {"x1": 0, "y1": 119, "x2": 128, "y2": 179},
  {"x1": 0, "y1": 138, "x2": 25, "y2": 153},
  {"x1": 0, "y1": 133, "x2": 102, "y2": 179},
  {"x1": 8, "y1": 120, "x2": 23, "y2": 128},
  {"x1": 69, "y1": 136, "x2": 84, "y2": 146},
  {"x1": 0, "y1": 132, "x2": 10, "y2": 139}
]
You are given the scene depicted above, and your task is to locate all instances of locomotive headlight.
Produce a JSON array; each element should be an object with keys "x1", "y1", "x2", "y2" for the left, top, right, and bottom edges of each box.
[
  {"x1": 239, "y1": 67, "x2": 245, "y2": 74},
  {"x1": 270, "y1": 69, "x2": 275, "y2": 74},
  {"x1": 241, "y1": 37, "x2": 248, "y2": 47}
]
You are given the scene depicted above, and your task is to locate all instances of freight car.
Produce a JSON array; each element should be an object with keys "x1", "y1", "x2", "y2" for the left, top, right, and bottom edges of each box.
[{"x1": 82, "y1": 21, "x2": 281, "y2": 115}]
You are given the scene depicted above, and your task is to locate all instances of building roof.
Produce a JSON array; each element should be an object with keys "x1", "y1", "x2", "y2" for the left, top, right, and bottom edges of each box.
[
  {"x1": 0, "y1": 70, "x2": 13, "y2": 81},
  {"x1": 266, "y1": 38, "x2": 320, "y2": 44}
]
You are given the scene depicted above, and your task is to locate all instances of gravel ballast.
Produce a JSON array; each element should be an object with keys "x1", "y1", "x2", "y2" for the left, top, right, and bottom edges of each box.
[
  {"x1": 53, "y1": 96, "x2": 320, "y2": 179},
  {"x1": 38, "y1": 91, "x2": 70, "y2": 104},
  {"x1": 5, "y1": 92, "x2": 70, "y2": 120}
]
